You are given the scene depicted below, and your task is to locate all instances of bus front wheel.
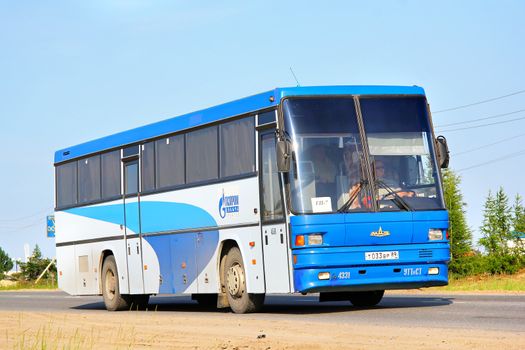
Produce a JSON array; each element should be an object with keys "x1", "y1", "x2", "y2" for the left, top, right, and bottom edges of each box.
[
  {"x1": 348, "y1": 290, "x2": 385, "y2": 307},
  {"x1": 101, "y1": 255, "x2": 131, "y2": 311},
  {"x1": 223, "y1": 246, "x2": 264, "y2": 313}
]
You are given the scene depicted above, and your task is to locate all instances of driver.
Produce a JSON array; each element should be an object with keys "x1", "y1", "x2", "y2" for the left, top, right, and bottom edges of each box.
[{"x1": 374, "y1": 158, "x2": 414, "y2": 199}]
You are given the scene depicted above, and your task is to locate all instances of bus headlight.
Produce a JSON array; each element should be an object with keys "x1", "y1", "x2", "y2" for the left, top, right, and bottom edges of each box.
[
  {"x1": 308, "y1": 234, "x2": 323, "y2": 245},
  {"x1": 428, "y1": 229, "x2": 443, "y2": 241}
]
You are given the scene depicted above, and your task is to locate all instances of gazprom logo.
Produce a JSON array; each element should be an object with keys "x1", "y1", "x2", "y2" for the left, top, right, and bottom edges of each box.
[{"x1": 219, "y1": 189, "x2": 239, "y2": 219}]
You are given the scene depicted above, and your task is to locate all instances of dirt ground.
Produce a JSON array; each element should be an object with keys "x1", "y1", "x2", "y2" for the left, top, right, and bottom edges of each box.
[{"x1": 1, "y1": 309, "x2": 524, "y2": 350}]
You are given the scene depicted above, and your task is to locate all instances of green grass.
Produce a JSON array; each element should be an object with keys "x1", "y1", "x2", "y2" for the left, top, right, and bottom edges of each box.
[
  {"x1": 429, "y1": 270, "x2": 525, "y2": 292},
  {"x1": 0, "y1": 280, "x2": 58, "y2": 291}
]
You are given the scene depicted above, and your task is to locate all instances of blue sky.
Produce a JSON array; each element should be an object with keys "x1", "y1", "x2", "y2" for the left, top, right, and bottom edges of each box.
[{"x1": 1, "y1": 1, "x2": 524, "y2": 260}]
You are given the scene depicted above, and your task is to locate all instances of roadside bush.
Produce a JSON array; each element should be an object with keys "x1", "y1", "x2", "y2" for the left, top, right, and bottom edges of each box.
[
  {"x1": 484, "y1": 254, "x2": 522, "y2": 275},
  {"x1": 0, "y1": 246, "x2": 13, "y2": 280},
  {"x1": 449, "y1": 253, "x2": 487, "y2": 277},
  {"x1": 19, "y1": 245, "x2": 56, "y2": 282}
]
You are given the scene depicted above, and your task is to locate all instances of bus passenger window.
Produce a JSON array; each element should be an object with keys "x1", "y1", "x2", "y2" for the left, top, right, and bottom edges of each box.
[
  {"x1": 101, "y1": 150, "x2": 121, "y2": 199},
  {"x1": 220, "y1": 116, "x2": 255, "y2": 178},
  {"x1": 186, "y1": 126, "x2": 218, "y2": 183},
  {"x1": 156, "y1": 135, "x2": 185, "y2": 188},
  {"x1": 56, "y1": 161, "x2": 78, "y2": 208},
  {"x1": 142, "y1": 142, "x2": 155, "y2": 192},
  {"x1": 78, "y1": 155, "x2": 101, "y2": 203}
]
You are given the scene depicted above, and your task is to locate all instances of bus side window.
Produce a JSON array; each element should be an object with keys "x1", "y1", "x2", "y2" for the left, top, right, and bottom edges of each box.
[{"x1": 124, "y1": 161, "x2": 139, "y2": 195}]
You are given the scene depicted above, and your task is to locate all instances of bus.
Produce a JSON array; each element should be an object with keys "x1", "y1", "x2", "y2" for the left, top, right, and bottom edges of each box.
[{"x1": 54, "y1": 85, "x2": 451, "y2": 313}]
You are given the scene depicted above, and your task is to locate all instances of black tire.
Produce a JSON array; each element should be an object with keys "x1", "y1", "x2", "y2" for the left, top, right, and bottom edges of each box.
[
  {"x1": 222, "y1": 246, "x2": 264, "y2": 313},
  {"x1": 130, "y1": 294, "x2": 150, "y2": 310},
  {"x1": 101, "y1": 255, "x2": 131, "y2": 311},
  {"x1": 192, "y1": 294, "x2": 218, "y2": 308},
  {"x1": 348, "y1": 290, "x2": 385, "y2": 307}
]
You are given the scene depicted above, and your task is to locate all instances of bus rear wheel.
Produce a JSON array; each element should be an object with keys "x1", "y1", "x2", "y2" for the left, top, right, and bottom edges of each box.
[
  {"x1": 223, "y1": 246, "x2": 264, "y2": 313},
  {"x1": 348, "y1": 290, "x2": 385, "y2": 307},
  {"x1": 102, "y1": 255, "x2": 131, "y2": 311}
]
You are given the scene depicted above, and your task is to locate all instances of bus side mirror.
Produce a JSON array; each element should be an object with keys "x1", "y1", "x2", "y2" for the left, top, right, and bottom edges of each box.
[
  {"x1": 276, "y1": 140, "x2": 291, "y2": 172},
  {"x1": 435, "y1": 135, "x2": 450, "y2": 169}
]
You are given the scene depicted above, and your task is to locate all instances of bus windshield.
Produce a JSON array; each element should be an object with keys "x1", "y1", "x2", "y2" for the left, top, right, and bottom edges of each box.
[{"x1": 282, "y1": 96, "x2": 445, "y2": 214}]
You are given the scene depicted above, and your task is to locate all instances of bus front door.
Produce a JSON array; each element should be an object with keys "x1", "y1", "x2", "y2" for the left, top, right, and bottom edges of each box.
[
  {"x1": 259, "y1": 131, "x2": 291, "y2": 293},
  {"x1": 122, "y1": 157, "x2": 145, "y2": 295}
]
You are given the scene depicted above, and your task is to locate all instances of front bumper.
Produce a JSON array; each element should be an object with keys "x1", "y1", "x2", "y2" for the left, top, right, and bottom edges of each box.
[{"x1": 292, "y1": 243, "x2": 450, "y2": 293}]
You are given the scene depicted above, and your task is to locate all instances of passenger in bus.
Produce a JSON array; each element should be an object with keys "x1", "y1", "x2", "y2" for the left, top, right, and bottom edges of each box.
[
  {"x1": 311, "y1": 144, "x2": 337, "y2": 185},
  {"x1": 342, "y1": 143, "x2": 367, "y2": 209}
]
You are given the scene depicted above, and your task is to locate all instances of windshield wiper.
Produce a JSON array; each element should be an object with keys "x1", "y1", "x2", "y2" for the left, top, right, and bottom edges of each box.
[
  {"x1": 375, "y1": 180, "x2": 413, "y2": 211},
  {"x1": 338, "y1": 180, "x2": 367, "y2": 213}
]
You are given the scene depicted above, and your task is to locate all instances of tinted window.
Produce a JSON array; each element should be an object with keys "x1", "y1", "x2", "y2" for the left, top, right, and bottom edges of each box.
[
  {"x1": 125, "y1": 161, "x2": 139, "y2": 195},
  {"x1": 261, "y1": 133, "x2": 284, "y2": 221},
  {"x1": 56, "y1": 161, "x2": 77, "y2": 208},
  {"x1": 186, "y1": 126, "x2": 218, "y2": 183},
  {"x1": 101, "y1": 151, "x2": 121, "y2": 198},
  {"x1": 258, "y1": 110, "x2": 276, "y2": 125},
  {"x1": 78, "y1": 155, "x2": 101, "y2": 203},
  {"x1": 156, "y1": 135, "x2": 185, "y2": 188},
  {"x1": 220, "y1": 117, "x2": 255, "y2": 178},
  {"x1": 142, "y1": 142, "x2": 155, "y2": 192}
]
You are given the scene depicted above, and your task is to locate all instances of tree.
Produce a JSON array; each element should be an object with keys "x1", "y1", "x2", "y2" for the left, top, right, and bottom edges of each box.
[
  {"x1": 479, "y1": 188, "x2": 512, "y2": 255},
  {"x1": 0, "y1": 247, "x2": 14, "y2": 279},
  {"x1": 511, "y1": 194, "x2": 525, "y2": 260},
  {"x1": 442, "y1": 169, "x2": 473, "y2": 274},
  {"x1": 479, "y1": 187, "x2": 520, "y2": 274},
  {"x1": 513, "y1": 194, "x2": 525, "y2": 234},
  {"x1": 19, "y1": 245, "x2": 56, "y2": 281}
]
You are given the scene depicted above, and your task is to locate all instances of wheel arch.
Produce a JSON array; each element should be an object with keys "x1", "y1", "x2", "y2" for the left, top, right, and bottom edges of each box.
[{"x1": 98, "y1": 249, "x2": 114, "y2": 294}]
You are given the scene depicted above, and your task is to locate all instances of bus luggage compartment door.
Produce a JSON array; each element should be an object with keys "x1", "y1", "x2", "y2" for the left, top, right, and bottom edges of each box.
[{"x1": 262, "y1": 223, "x2": 290, "y2": 293}]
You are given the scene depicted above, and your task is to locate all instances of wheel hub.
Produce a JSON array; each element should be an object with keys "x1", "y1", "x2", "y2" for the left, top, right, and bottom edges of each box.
[{"x1": 226, "y1": 263, "x2": 245, "y2": 298}]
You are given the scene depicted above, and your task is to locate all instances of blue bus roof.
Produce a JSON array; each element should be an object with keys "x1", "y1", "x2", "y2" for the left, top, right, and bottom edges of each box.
[{"x1": 54, "y1": 85, "x2": 425, "y2": 164}]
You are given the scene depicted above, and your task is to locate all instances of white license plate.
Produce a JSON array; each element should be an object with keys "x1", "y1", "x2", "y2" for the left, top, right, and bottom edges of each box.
[{"x1": 365, "y1": 251, "x2": 399, "y2": 261}]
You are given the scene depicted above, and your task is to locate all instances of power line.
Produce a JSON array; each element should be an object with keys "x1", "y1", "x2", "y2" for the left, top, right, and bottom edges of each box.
[
  {"x1": 456, "y1": 149, "x2": 525, "y2": 172},
  {"x1": 438, "y1": 115, "x2": 525, "y2": 132},
  {"x1": 0, "y1": 207, "x2": 53, "y2": 223},
  {"x1": 435, "y1": 109, "x2": 525, "y2": 128},
  {"x1": 0, "y1": 221, "x2": 44, "y2": 234},
  {"x1": 453, "y1": 132, "x2": 525, "y2": 156},
  {"x1": 432, "y1": 89, "x2": 525, "y2": 114}
]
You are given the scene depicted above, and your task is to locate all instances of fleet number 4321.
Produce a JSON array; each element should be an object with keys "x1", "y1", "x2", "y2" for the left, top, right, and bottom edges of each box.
[{"x1": 338, "y1": 271, "x2": 351, "y2": 279}]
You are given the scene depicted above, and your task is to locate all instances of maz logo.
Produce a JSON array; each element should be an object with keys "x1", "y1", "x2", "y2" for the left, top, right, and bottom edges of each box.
[
  {"x1": 219, "y1": 189, "x2": 239, "y2": 219},
  {"x1": 370, "y1": 226, "x2": 390, "y2": 237}
]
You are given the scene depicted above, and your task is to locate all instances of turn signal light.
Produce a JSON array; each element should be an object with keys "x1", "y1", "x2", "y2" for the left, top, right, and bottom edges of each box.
[{"x1": 295, "y1": 235, "x2": 305, "y2": 246}]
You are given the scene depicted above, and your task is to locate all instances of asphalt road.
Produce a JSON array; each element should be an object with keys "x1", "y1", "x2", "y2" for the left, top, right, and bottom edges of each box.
[{"x1": 1, "y1": 291, "x2": 524, "y2": 333}]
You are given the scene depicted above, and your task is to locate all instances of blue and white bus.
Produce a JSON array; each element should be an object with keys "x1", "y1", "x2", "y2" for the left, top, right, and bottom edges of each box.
[{"x1": 54, "y1": 86, "x2": 450, "y2": 313}]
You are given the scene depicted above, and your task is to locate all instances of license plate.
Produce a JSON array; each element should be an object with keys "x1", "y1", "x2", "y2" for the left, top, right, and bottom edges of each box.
[{"x1": 365, "y1": 251, "x2": 399, "y2": 261}]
